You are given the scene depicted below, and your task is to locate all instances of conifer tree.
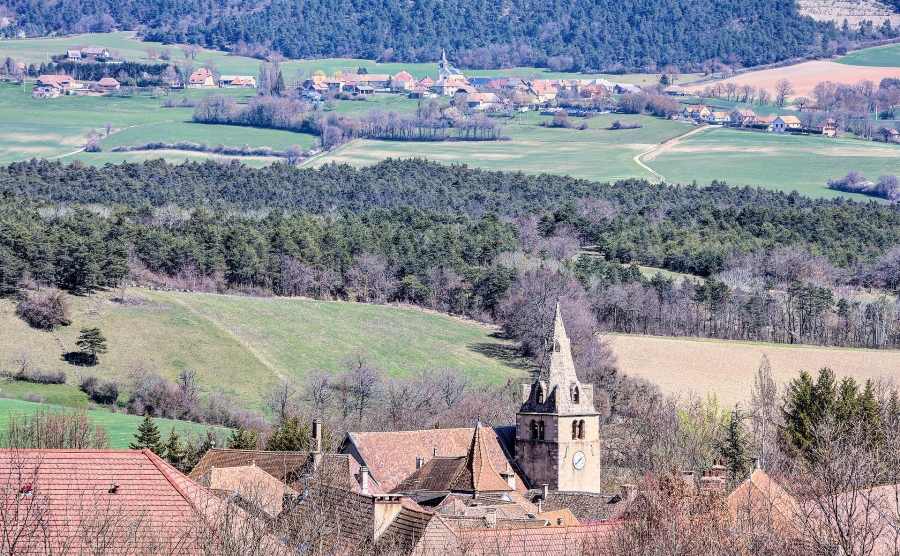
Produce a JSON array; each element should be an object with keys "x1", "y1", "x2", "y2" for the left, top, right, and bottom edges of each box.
[
  {"x1": 130, "y1": 413, "x2": 165, "y2": 455},
  {"x1": 272, "y1": 71, "x2": 285, "y2": 96},
  {"x1": 227, "y1": 424, "x2": 259, "y2": 450},
  {"x1": 165, "y1": 427, "x2": 186, "y2": 470},
  {"x1": 265, "y1": 415, "x2": 311, "y2": 451},
  {"x1": 718, "y1": 406, "x2": 751, "y2": 486}
]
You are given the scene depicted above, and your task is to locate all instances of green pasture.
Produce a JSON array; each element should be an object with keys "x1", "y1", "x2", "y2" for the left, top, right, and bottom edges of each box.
[
  {"x1": 60, "y1": 151, "x2": 280, "y2": 167},
  {"x1": 0, "y1": 291, "x2": 524, "y2": 410},
  {"x1": 308, "y1": 113, "x2": 694, "y2": 182},
  {"x1": 0, "y1": 32, "x2": 702, "y2": 85},
  {"x1": 0, "y1": 397, "x2": 219, "y2": 449},
  {"x1": 838, "y1": 44, "x2": 900, "y2": 67},
  {"x1": 98, "y1": 121, "x2": 316, "y2": 150},
  {"x1": 646, "y1": 127, "x2": 900, "y2": 200}
]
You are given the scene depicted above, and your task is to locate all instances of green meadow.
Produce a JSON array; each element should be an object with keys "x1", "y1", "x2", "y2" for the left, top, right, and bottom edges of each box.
[
  {"x1": 0, "y1": 291, "x2": 525, "y2": 410},
  {"x1": 837, "y1": 44, "x2": 900, "y2": 67},
  {"x1": 0, "y1": 397, "x2": 220, "y2": 448},
  {"x1": 646, "y1": 127, "x2": 900, "y2": 200}
]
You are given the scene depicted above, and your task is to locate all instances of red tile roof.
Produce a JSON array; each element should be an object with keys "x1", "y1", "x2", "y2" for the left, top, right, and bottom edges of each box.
[
  {"x1": 454, "y1": 522, "x2": 618, "y2": 555},
  {"x1": 0, "y1": 449, "x2": 275, "y2": 554},
  {"x1": 342, "y1": 427, "x2": 526, "y2": 494}
]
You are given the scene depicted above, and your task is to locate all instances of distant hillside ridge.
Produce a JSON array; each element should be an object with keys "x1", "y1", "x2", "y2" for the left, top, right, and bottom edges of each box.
[{"x1": 1, "y1": 0, "x2": 880, "y2": 71}]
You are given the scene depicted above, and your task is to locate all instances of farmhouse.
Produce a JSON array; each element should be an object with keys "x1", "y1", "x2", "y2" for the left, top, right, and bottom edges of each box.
[
  {"x1": 32, "y1": 74, "x2": 81, "y2": 98},
  {"x1": 772, "y1": 115, "x2": 801, "y2": 133},
  {"x1": 219, "y1": 75, "x2": 257, "y2": 88},
  {"x1": 580, "y1": 84, "x2": 608, "y2": 99},
  {"x1": 96, "y1": 77, "x2": 120, "y2": 91},
  {"x1": 682, "y1": 105, "x2": 711, "y2": 120},
  {"x1": 465, "y1": 92, "x2": 500, "y2": 110},
  {"x1": 663, "y1": 85, "x2": 687, "y2": 96},
  {"x1": 66, "y1": 49, "x2": 81, "y2": 60},
  {"x1": 187, "y1": 68, "x2": 215, "y2": 88},
  {"x1": 707, "y1": 111, "x2": 729, "y2": 125},
  {"x1": 80, "y1": 47, "x2": 111, "y2": 60},
  {"x1": 529, "y1": 81, "x2": 559, "y2": 103},
  {"x1": 433, "y1": 75, "x2": 472, "y2": 96},
  {"x1": 729, "y1": 108, "x2": 758, "y2": 127},
  {"x1": 392, "y1": 70, "x2": 417, "y2": 91},
  {"x1": 817, "y1": 118, "x2": 838, "y2": 137}
]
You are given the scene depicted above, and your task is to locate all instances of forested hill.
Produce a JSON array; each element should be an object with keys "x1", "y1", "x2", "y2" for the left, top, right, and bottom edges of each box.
[
  {"x1": 0, "y1": 157, "x2": 881, "y2": 216},
  {"x1": 4, "y1": 0, "x2": 843, "y2": 70}
]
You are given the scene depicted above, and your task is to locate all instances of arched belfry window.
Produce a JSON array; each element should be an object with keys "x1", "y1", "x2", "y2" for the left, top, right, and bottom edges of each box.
[
  {"x1": 538, "y1": 420, "x2": 545, "y2": 440},
  {"x1": 530, "y1": 420, "x2": 538, "y2": 440},
  {"x1": 536, "y1": 385, "x2": 545, "y2": 404},
  {"x1": 571, "y1": 385, "x2": 580, "y2": 404},
  {"x1": 554, "y1": 340, "x2": 561, "y2": 352},
  {"x1": 578, "y1": 419, "x2": 586, "y2": 440},
  {"x1": 571, "y1": 421, "x2": 578, "y2": 440}
]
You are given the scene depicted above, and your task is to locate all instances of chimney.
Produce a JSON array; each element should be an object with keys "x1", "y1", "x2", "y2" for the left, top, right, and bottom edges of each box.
[
  {"x1": 433, "y1": 444, "x2": 438, "y2": 457},
  {"x1": 485, "y1": 508, "x2": 497, "y2": 528},
  {"x1": 312, "y1": 419, "x2": 322, "y2": 453},
  {"x1": 500, "y1": 463, "x2": 516, "y2": 490},
  {"x1": 620, "y1": 484, "x2": 637, "y2": 503},
  {"x1": 360, "y1": 466, "x2": 370, "y2": 494},
  {"x1": 416, "y1": 456, "x2": 424, "y2": 470},
  {"x1": 541, "y1": 484, "x2": 549, "y2": 501},
  {"x1": 373, "y1": 495, "x2": 403, "y2": 542}
]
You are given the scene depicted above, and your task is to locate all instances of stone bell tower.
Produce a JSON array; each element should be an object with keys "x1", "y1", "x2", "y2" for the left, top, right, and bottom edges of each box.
[{"x1": 514, "y1": 303, "x2": 601, "y2": 493}]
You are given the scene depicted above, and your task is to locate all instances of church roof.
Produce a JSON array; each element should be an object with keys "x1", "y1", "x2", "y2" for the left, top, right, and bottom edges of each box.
[{"x1": 392, "y1": 424, "x2": 513, "y2": 494}]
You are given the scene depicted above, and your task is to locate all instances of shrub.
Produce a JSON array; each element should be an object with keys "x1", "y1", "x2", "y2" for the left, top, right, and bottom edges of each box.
[
  {"x1": 15, "y1": 290, "x2": 72, "y2": 330},
  {"x1": 80, "y1": 375, "x2": 120, "y2": 405},
  {"x1": 14, "y1": 368, "x2": 67, "y2": 384}
]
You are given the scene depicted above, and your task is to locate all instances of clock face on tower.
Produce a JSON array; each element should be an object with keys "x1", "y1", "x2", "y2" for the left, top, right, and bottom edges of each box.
[{"x1": 573, "y1": 451, "x2": 586, "y2": 470}]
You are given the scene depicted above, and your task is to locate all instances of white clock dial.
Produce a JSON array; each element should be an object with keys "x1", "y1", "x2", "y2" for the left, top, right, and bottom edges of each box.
[{"x1": 573, "y1": 451, "x2": 586, "y2": 470}]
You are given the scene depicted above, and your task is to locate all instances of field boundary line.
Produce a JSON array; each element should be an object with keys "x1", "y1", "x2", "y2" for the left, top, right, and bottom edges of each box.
[
  {"x1": 159, "y1": 293, "x2": 289, "y2": 382},
  {"x1": 50, "y1": 119, "x2": 181, "y2": 160},
  {"x1": 635, "y1": 124, "x2": 711, "y2": 183}
]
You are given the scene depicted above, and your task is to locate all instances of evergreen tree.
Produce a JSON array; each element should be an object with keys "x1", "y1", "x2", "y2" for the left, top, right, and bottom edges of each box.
[
  {"x1": 75, "y1": 327, "x2": 108, "y2": 363},
  {"x1": 130, "y1": 414, "x2": 165, "y2": 455},
  {"x1": 227, "y1": 424, "x2": 259, "y2": 450},
  {"x1": 265, "y1": 414, "x2": 312, "y2": 451},
  {"x1": 165, "y1": 427, "x2": 187, "y2": 470},
  {"x1": 272, "y1": 71, "x2": 285, "y2": 96},
  {"x1": 858, "y1": 379, "x2": 884, "y2": 448},
  {"x1": 718, "y1": 406, "x2": 751, "y2": 485}
]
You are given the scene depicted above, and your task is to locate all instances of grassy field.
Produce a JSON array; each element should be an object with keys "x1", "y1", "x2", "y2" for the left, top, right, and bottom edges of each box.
[
  {"x1": 646, "y1": 127, "x2": 899, "y2": 200},
  {"x1": 308, "y1": 112, "x2": 694, "y2": 182},
  {"x1": 610, "y1": 334, "x2": 900, "y2": 406},
  {"x1": 838, "y1": 44, "x2": 900, "y2": 67},
  {"x1": 0, "y1": 397, "x2": 220, "y2": 448},
  {"x1": 0, "y1": 32, "x2": 702, "y2": 85},
  {"x1": 0, "y1": 291, "x2": 525, "y2": 410},
  {"x1": 97, "y1": 121, "x2": 316, "y2": 150}
]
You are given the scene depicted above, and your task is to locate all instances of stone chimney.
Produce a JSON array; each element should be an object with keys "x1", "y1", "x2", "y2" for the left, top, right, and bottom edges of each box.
[
  {"x1": 710, "y1": 458, "x2": 727, "y2": 478},
  {"x1": 416, "y1": 456, "x2": 424, "y2": 469},
  {"x1": 620, "y1": 483, "x2": 637, "y2": 503},
  {"x1": 312, "y1": 419, "x2": 322, "y2": 453},
  {"x1": 373, "y1": 495, "x2": 403, "y2": 542},
  {"x1": 500, "y1": 462, "x2": 516, "y2": 490},
  {"x1": 360, "y1": 466, "x2": 370, "y2": 494},
  {"x1": 699, "y1": 468, "x2": 726, "y2": 492},
  {"x1": 541, "y1": 484, "x2": 549, "y2": 501},
  {"x1": 485, "y1": 508, "x2": 497, "y2": 528}
]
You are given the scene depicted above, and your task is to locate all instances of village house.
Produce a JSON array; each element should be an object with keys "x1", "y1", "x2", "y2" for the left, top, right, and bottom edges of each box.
[
  {"x1": 529, "y1": 81, "x2": 559, "y2": 104},
  {"x1": 729, "y1": 108, "x2": 759, "y2": 127},
  {"x1": 96, "y1": 77, "x2": 120, "y2": 91},
  {"x1": 66, "y1": 49, "x2": 82, "y2": 60},
  {"x1": 433, "y1": 74, "x2": 472, "y2": 96},
  {"x1": 219, "y1": 75, "x2": 257, "y2": 88},
  {"x1": 663, "y1": 85, "x2": 687, "y2": 96},
  {"x1": 579, "y1": 84, "x2": 608, "y2": 99},
  {"x1": 772, "y1": 114, "x2": 801, "y2": 133},
  {"x1": 80, "y1": 47, "x2": 111, "y2": 60},
  {"x1": 683, "y1": 105, "x2": 711, "y2": 121},
  {"x1": 32, "y1": 74, "x2": 81, "y2": 98},
  {"x1": 817, "y1": 118, "x2": 838, "y2": 137},
  {"x1": 465, "y1": 92, "x2": 500, "y2": 110},
  {"x1": 187, "y1": 68, "x2": 215, "y2": 88},
  {"x1": 707, "y1": 111, "x2": 729, "y2": 125},
  {"x1": 358, "y1": 73, "x2": 392, "y2": 89},
  {"x1": 392, "y1": 70, "x2": 417, "y2": 91},
  {"x1": 613, "y1": 83, "x2": 641, "y2": 95}
]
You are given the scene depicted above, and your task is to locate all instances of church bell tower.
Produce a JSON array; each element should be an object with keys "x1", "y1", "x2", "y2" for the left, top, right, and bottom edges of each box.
[{"x1": 514, "y1": 304, "x2": 602, "y2": 493}]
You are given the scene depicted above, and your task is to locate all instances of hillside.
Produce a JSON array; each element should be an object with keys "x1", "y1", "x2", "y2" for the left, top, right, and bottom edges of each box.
[
  {"x1": 0, "y1": 290, "x2": 526, "y2": 408},
  {"x1": 3, "y1": 0, "x2": 831, "y2": 71},
  {"x1": 0, "y1": 397, "x2": 219, "y2": 448}
]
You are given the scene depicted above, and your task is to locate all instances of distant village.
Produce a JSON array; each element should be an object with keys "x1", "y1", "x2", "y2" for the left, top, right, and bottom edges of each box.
[{"x1": 10, "y1": 46, "x2": 896, "y2": 141}]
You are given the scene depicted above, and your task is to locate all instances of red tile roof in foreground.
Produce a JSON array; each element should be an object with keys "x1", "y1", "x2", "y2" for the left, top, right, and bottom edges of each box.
[
  {"x1": 343, "y1": 427, "x2": 526, "y2": 494},
  {"x1": 454, "y1": 522, "x2": 618, "y2": 555},
  {"x1": 0, "y1": 449, "x2": 276, "y2": 555}
]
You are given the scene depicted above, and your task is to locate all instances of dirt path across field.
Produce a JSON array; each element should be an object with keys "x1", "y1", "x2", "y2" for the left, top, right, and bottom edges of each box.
[{"x1": 635, "y1": 124, "x2": 712, "y2": 182}]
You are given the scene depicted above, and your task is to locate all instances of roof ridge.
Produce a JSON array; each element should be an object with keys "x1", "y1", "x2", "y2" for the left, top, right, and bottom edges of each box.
[{"x1": 143, "y1": 449, "x2": 197, "y2": 509}]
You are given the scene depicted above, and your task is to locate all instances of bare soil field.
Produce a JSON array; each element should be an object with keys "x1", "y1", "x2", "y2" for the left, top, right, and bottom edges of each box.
[
  {"x1": 798, "y1": 0, "x2": 900, "y2": 25},
  {"x1": 610, "y1": 334, "x2": 900, "y2": 406},
  {"x1": 708, "y1": 60, "x2": 900, "y2": 99}
]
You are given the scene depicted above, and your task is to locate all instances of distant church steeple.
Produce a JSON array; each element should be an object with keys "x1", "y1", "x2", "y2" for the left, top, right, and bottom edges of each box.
[{"x1": 438, "y1": 48, "x2": 452, "y2": 79}]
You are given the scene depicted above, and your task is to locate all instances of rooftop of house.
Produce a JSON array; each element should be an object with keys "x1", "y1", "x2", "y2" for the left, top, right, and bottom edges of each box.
[{"x1": 198, "y1": 464, "x2": 299, "y2": 516}]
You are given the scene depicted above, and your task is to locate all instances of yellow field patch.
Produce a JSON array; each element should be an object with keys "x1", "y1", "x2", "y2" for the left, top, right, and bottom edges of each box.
[{"x1": 611, "y1": 334, "x2": 900, "y2": 406}]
